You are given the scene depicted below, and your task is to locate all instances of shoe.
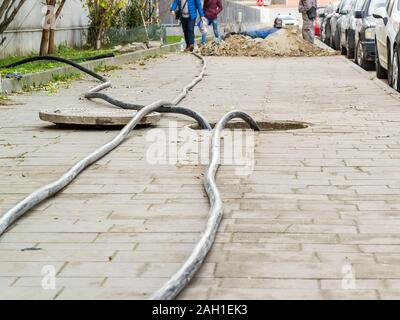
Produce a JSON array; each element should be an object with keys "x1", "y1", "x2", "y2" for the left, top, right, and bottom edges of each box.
[{"x1": 189, "y1": 45, "x2": 194, "y2": 52}]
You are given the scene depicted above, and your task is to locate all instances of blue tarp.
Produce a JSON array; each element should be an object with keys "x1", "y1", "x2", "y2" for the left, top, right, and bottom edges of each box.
[{"x1": 243, "y1": 28, "x2": 279, "y2": 39}]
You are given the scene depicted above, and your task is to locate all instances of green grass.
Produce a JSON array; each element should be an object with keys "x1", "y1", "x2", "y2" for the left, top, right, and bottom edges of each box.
[
  {"x1": 51, "y1": 72, "x2": 82, "y2": 83},
  {"x1": 20, "y1": 72, "x2": 83, "y2": 95},
  {"x1": 94, "y1": 64, "x2": 122, "y2": 73},
  {"x1": 0, "y1": 94, "x2": 9, "y2": 105},
  {"x1": 165, "y1": 35, "x2": 183, "y2": 44},
  {"x1": 0, "y1": 45, "x2": 115, "y2": 76},
  {"x1": 165, "y1": 35, "x2": 202, "y2": 44}
]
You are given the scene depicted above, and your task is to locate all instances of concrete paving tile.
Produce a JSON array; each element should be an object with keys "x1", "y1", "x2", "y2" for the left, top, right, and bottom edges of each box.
[{"x1": 2, "y1": 54, "x2": 400, "y2": 299}]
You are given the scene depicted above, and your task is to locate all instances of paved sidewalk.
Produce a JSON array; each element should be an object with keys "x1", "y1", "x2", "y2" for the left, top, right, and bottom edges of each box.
[{"x1": 1, "y1": 53, "x2": 400, "y2": 299}]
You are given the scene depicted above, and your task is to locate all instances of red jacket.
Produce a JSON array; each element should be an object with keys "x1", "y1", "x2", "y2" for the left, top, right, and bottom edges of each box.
[{"x1": 203, "y1": 0, "x2": 223, "y2": 20}]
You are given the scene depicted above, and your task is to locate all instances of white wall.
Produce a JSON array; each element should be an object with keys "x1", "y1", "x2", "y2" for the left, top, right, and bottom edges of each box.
[{"x1": 1, "y1": 0, "x2": 89, "y2": 58}]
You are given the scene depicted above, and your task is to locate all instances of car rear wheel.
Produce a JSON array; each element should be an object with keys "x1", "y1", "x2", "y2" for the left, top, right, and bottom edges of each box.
[
  {"x1": 329, "y1": 34, "x2": 334, "y2": 48},
  {"x1": 388, "y1": 53, "x2": 394, "y2": 86},
  {"x1": 333, "y1": 28, "x2": 340, "y2": 50},
  {"x1": 355, "y1": 41, "x2": 373, "y2": 70},
  {"x1": 346, "y1": 36, "x2": 354, "y2": 59},
  {"x1": 324, "y1": 26, "x2": 331, "y2": 45},
  {"x1": 392, "y1": 49, "x2": 400, "y2": 92},
  {"x1": 376, "y1": 43, "x2": 388, "y2": 79}
]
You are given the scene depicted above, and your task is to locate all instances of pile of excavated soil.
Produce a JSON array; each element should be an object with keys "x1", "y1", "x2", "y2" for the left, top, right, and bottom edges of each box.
[{"x1": 200, "y1": 28, "x2": 336, "y2": 58}]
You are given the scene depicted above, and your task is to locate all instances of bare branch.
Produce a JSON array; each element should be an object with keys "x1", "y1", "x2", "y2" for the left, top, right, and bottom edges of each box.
[
  {"x1": 56, "y1": 0, "x2": 67, "y2": 18},
  {"x1": 0, "y1": 1, "x2": 12, "y2": 21},
  {"x1": 0, "y1": 0, "x2": 27, "y2": 34}
]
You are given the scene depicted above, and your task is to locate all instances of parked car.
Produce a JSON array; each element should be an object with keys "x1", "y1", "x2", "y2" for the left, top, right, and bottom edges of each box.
[
  {"x1": 330, "y1": 0, "x2": 354, "y2": 50},
  {"x1": 315, "y1": 17, "x2": 321, "y2": 36},
  {"x1": 374, "y1": 0, "x2": 400, "y2": 90},
  {"x1": 394, "y1": 29, "x2": 400, "y2": 91},
  {"x1": 335, "y1": 0, "x2": 359, "y2": 55},
  {"x1": 320, "y1": 1, "x2": 341, "y2": 45},
  {"x1": 314, "y1": 7, "x2": 326, "y2": 37},
  {"x1": 339, "y1": 0, "x2": 367, "y2": 58},
  {"x1": 277, "y1": 14, "x2": 300, "y2": 27},
  {"x1": 353, "y1": 0, "x2": 386, "y2": 69}
]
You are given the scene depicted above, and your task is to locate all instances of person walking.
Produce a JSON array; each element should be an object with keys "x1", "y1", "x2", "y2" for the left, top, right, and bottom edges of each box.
[
  {"x1": 298, "y1": 0, "x2": 317, "y2": 43},
  {"x1": 170, "y1": 0, "x2": 206, "y2": 52},
  {"x1": 200, "y1": 0, "x2": 223, "y2": 45}
]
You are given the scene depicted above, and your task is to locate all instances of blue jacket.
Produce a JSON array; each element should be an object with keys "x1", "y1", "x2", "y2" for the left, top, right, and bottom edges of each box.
[{"x1": 171, "y1": 0, "x2": 205, "y2": 20}]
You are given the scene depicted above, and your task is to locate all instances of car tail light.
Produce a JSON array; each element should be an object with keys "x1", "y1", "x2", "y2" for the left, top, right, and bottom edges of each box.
[{"x1": 314, "y1": 18, "x2": 321, "y2": 37}]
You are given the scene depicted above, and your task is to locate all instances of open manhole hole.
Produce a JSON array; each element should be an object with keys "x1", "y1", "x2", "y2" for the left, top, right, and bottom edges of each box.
[{"x1": 188, "y1": 120, "x2": 310, "y2": 131}]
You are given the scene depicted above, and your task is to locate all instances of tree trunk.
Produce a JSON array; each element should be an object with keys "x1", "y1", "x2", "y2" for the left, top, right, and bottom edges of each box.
[
  {"x1": 40, "y1": 29, "x2": 49, "y2": 56},
  {"x1": 48, "y1": 29, "x2": 55, "y2": 54},
  {"x1": 40, "y1": 1, "x2": 52, "y2": 56},
  {"x1": 47, "y1": 0, "x2": 66, "y2": 54},
  {"x1": 95, "y1": 16, "x2": 104, "y2": 50},
  {"x1": 95, "y1": 30, "x2": 102, "y2": 50},
  {"x1": 140, "y1": 8, "x2": 150, "y2": 47}
]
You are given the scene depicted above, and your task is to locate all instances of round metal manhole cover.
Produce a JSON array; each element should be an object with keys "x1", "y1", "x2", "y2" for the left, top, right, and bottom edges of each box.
[
  {"x1": 187, "y1": 120, "x2": 310, "y2": 131},
  {"x1": 39, "y1": 108, "x2": 160, "y2": 127}
]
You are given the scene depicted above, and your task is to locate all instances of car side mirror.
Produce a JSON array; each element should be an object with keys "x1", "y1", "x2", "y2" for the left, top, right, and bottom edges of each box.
[
  {"x1": 373, "y1": 6, "x2": 387, "y2": 20},
  {"x1": 355, "y1": 11, "x2": 363, "y2": 19},
  {"x1": 383, "y1": 17, "x2": 389, "y2": 25}
]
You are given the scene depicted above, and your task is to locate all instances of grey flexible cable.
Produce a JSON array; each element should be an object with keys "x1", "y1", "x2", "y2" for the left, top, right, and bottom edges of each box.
[
  {"x1": 0, "y1": 53, "x2": 209, "y2": 236},
  {"x1": 85, "y1": 52, "x2": 211, "y2": 129},
  {"x1": 151, "y1": 111, "x2": 260, "y2": 300},
  {"x1": 0, "y1": 100, "x2": 169, "y2": 236},
  {"x1": 0, "y1": 53, "x2": 261, "y2": 301},
  {"x1": 1, "y1": 55, "x2": 211, "y2": 130}
]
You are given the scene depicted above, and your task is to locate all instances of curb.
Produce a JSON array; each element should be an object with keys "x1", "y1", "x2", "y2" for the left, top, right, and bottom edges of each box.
[
  {"x1": 0, "y1": 42, "x2": 181, "y2": 94},
  {"x1": 342, "y1": 55, "x2": 400, "y2": 102},
  {"x1": 315, "y1": 38, "x2": 336, "y2": 53}
]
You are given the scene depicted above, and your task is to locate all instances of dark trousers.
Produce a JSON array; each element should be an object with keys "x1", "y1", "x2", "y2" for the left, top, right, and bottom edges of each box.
[{"x1": 180, "y1": 17, "x2": 196, "y2": 47}]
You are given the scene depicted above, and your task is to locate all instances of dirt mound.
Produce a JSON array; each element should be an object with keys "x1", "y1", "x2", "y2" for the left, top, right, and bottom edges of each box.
[{"x1": 200, "y1": 28, "x2": 336, "y2": 58}]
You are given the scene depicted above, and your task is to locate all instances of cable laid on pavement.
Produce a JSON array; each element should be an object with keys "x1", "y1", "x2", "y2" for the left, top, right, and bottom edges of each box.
[
  {"x1": 85, "y1": 52, "x2": 210, "y2": 130},
  {"x1": 0, "y1": 55, "x2": 211, "y2": 130},
  {"x1": 0, "y1": 53, "x2": 210, "y2": 237},
  {"x1": 0, "y1": 52, "x2": 261, "y2": 300},
  {"x1": 0, "y1": 99, "x2": 172, "y2": 236},
  {"x1": 0, "y1": 56, "x2": 108, "y2": 81},
  {"x1": 152, "y1": 111, "x2": 260, "y2": 300}
]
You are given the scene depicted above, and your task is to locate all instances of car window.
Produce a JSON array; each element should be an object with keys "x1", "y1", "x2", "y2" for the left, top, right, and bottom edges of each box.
[
  {"x1": 348, "y1": 0, "x2": 355, "y2": 12},
  {"x1": 339, "y1": 0, "x2": 350, "y2": 11},
  {"x1": 351, "y1": 0, "x2": 359, "y2": 12},
  {"x1": 339, "y1": 0, "x2": 345, "y2": 11},
  {"x1": 386, "y1": 0, "x2": 391, "y2": 11},
  {"x1": 361, "y1": 0, "x2": 369, "y2": 11},
  {"x1": 388, "y1": 0, "x2": 395, "y2": 15},
  {"x1": 342, "y1": 0, "x2": 353, "y2": 11},
  {"x1": 355, "y1": 0, "x2": 366, "y2": 10},
  {"x1": 368, "y1": 0, "x2": 385, "y2": 14},
  {"x1": 385, "y1": 0, "x2": 394, "y2": 16}
]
